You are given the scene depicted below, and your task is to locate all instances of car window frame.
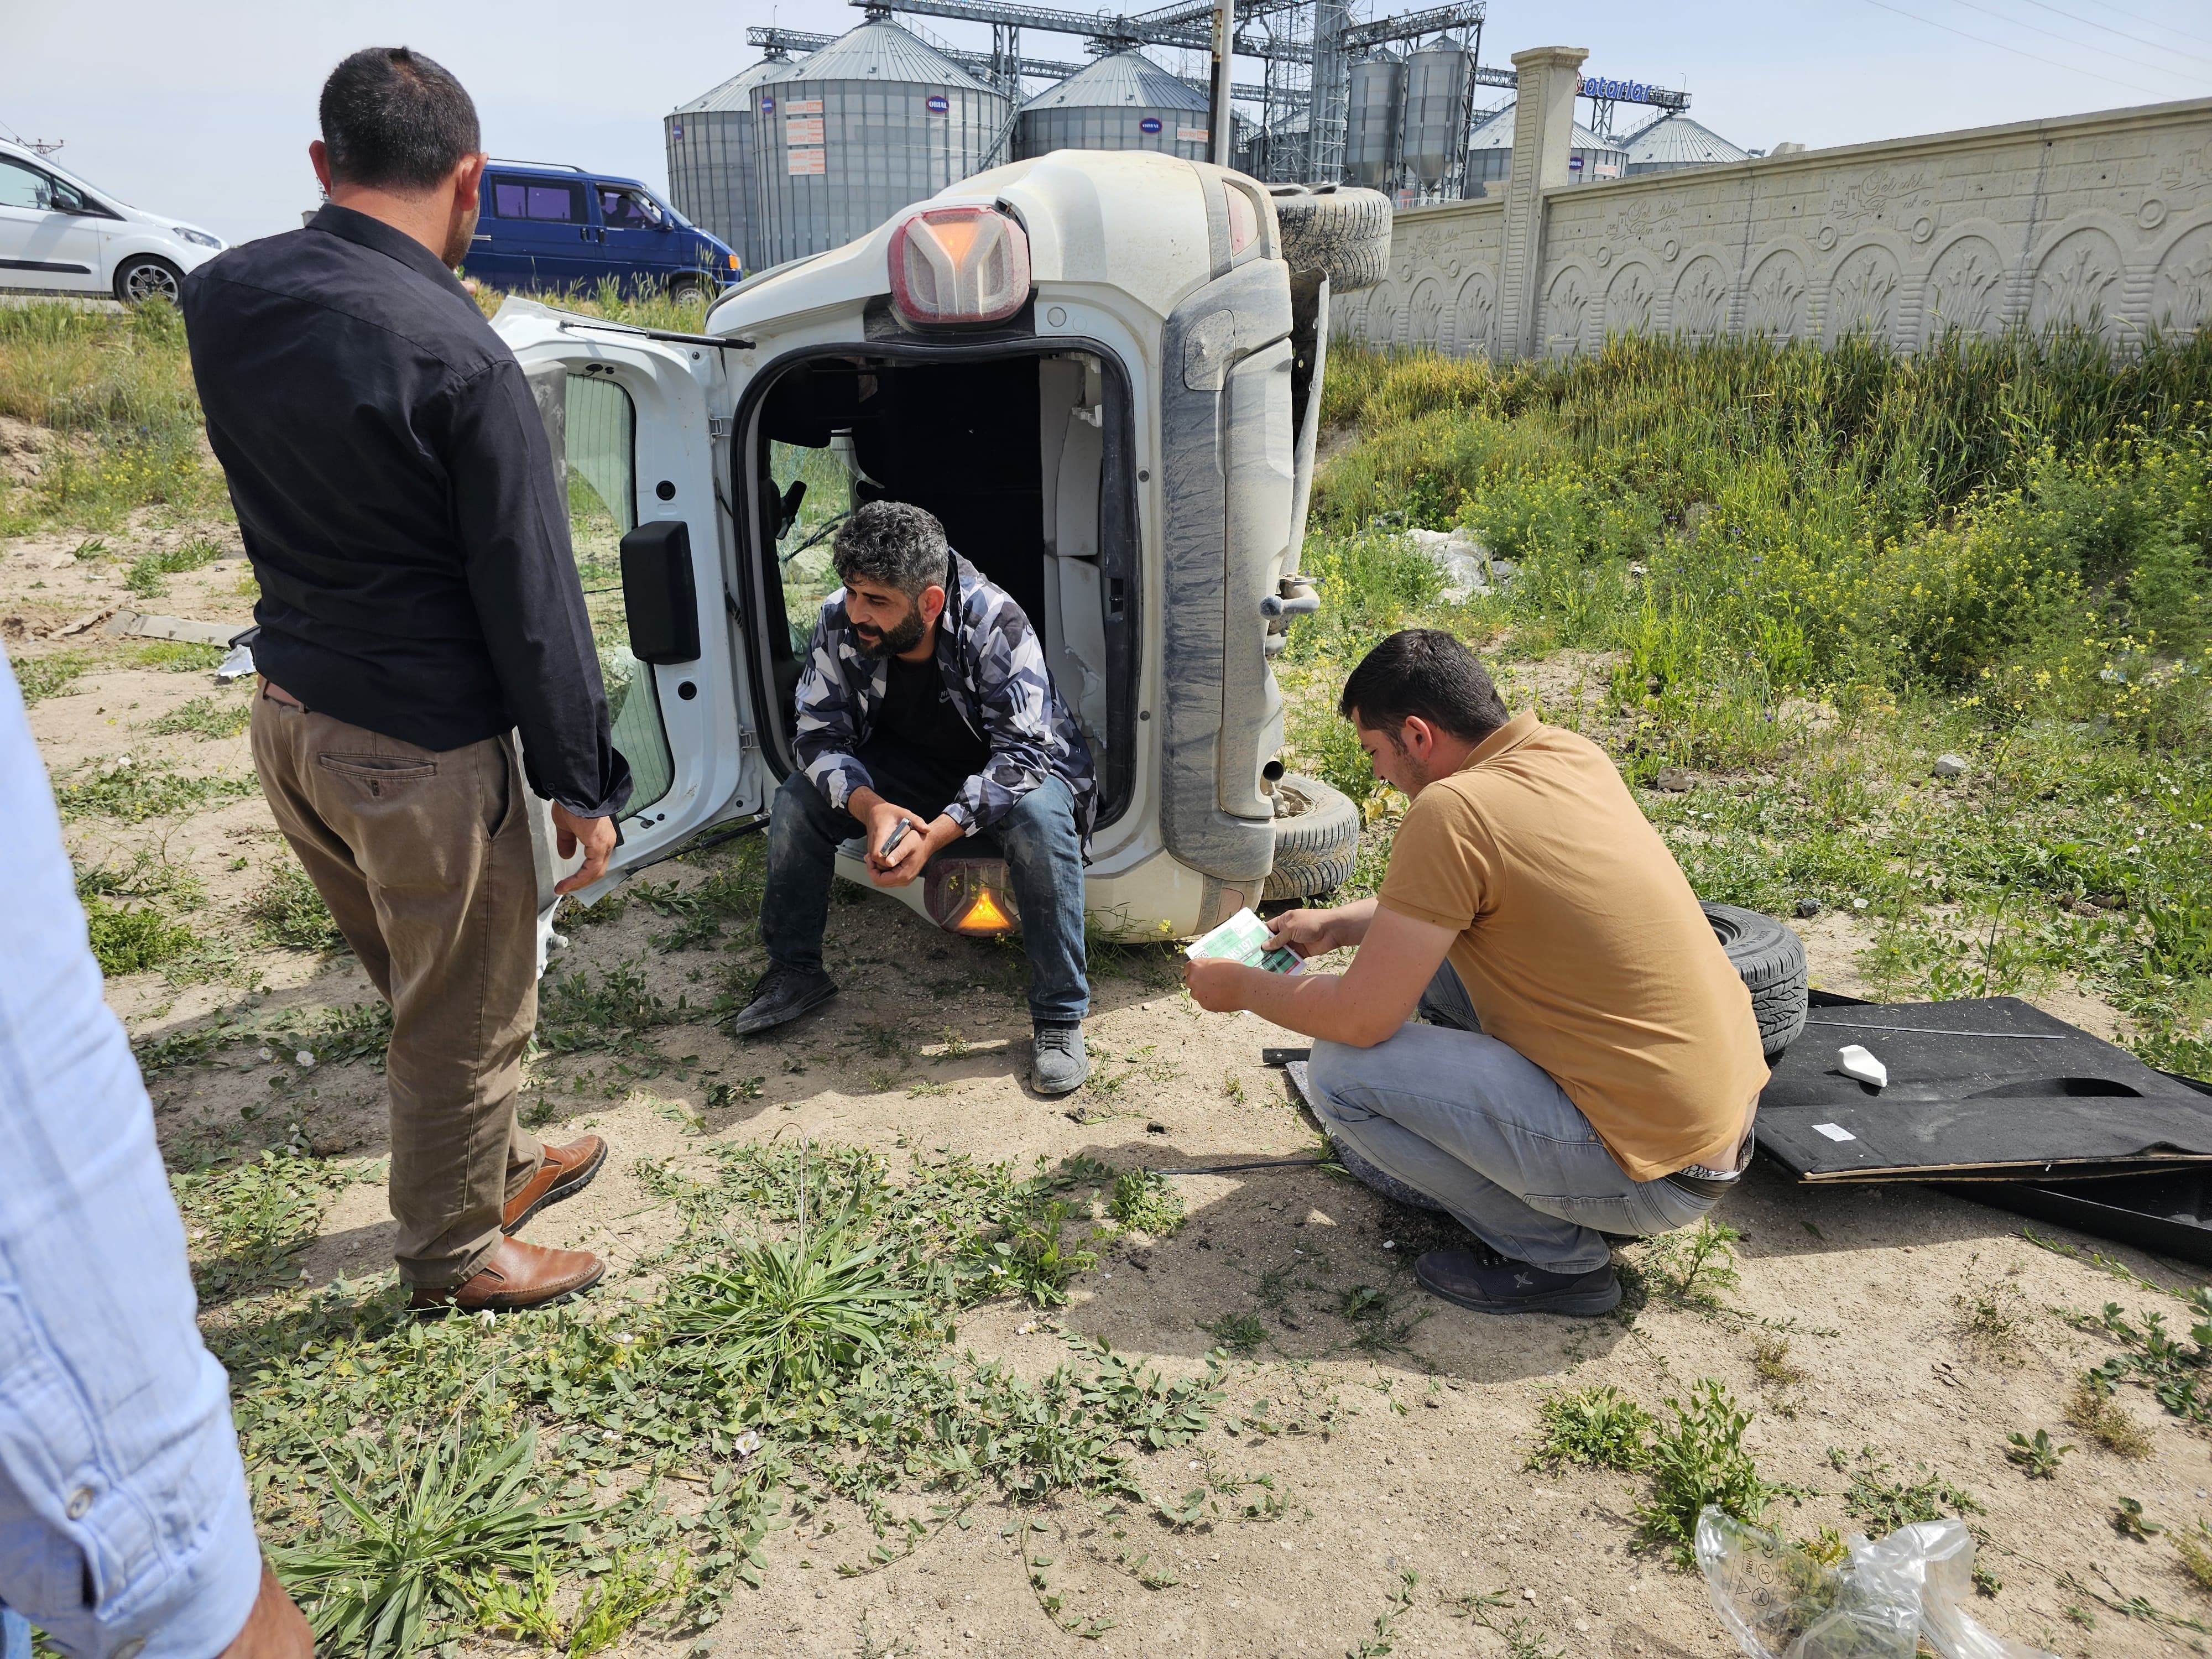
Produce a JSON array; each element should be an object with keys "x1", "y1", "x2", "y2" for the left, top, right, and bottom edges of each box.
[{"x1": 486, "y1": 175, "x2": 587, "y2": 226}]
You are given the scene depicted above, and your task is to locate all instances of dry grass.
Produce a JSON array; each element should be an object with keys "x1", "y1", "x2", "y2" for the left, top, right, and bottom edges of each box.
[{"x1": 2066, "y1": 1375, "x2": 2154, "y2": 1458}]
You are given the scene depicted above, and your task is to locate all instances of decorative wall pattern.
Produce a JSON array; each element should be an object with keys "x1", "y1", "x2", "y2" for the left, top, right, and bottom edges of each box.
[{"x1": 1335, "y1": 97, "x2": 2212, "y2": 359}]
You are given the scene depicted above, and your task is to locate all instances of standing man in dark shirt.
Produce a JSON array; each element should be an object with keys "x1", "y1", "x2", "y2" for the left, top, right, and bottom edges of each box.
[
  {"x1": 181, "y1": 47, "x2": 630, "y2": 1312},
  {"x1": 732, "y1": 501, "x2": 1098, "y2": 1094}
]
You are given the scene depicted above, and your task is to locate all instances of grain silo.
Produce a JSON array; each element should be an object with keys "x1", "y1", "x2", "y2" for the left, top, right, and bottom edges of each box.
[
  {"x1": 1462, "y1": 99, "x2": 1628, "y2": 193},
  {"x1": 1343, "y1": 56, "x2": 1404, "y2": 188},
  {"x1": 1014, "y1": 48, "x2": 1212, "y2": 160},
  {"x1": 1621, "y1": 112, "x2": 1749, "y2": 175},
  {"x1": 748, "y1": 19, "x2": 1011, "y2": 271},
  {"x1": 1399, "y1": 44, "x2": 1470, "y2": 188},
  {"x1": 665, "y1": 51, "x2": 790, "y2": 277}
]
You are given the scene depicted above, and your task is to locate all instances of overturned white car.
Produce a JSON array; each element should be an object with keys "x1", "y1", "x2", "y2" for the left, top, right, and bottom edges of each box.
[{"x1": 494, "y1": 150, "x2": 1390, "y2": 940}]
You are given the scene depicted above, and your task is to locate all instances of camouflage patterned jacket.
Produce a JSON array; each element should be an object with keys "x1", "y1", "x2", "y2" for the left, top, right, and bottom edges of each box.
[{"x1": 792, "y1": 550, "x2": 1098, "y2": 847}]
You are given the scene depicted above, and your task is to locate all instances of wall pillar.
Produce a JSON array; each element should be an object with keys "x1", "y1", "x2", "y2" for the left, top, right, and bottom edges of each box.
[{"x1": 1494, "y1": 45, "x2": 1586, "y2": 361}]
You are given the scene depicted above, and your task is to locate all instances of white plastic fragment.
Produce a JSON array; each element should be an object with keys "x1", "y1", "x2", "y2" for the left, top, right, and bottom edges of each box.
[
  {"x1": 1837, "y1": 1045, "x2": 1888, "y2": 1088},
  {"x1": 213, "y1": 641, "x2": 255, "y2": 685},
  {"x1": 1813, "y1": 1122, "x2": 1857, "y2": 1142}
]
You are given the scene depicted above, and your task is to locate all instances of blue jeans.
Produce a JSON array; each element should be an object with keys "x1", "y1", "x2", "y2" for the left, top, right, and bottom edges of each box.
[
  {"x1": 2, "y1": 1610, "x2": 28, "y2": 1659},
  {"x1": 759, "y1": 749, "x2": 1090, "y2": 1025},
  {"x1": 1306, "y1": 964, "x2": 1716, "y2": 1274}
]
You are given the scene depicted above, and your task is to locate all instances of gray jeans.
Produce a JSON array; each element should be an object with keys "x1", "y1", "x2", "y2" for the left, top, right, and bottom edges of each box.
[{"x1": 1306, "y1": 964, "x2": 1718, "y2": 1274}]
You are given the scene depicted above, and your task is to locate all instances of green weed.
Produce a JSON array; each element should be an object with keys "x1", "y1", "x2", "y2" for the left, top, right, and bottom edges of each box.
[
  {"x1": 1830, "y1": 1446, "x2": 1983, "y2": 1533},
  {"x1": 1634, "y1": 1380, "x2": 1774, "y2": 1564},
  {"x1": 125, "y1": 537, "x2": 225, "y2": 597},
  {"x1": 136, "y1": 639, "x2": 225, "y2": 672},
  {"x1": 247, "y1": 860, "x2": 344, "y2": 951},
  {"x1": 10, "y1": 650, "x2": 89, "y2": 702},
  {"x1": 1108, "y1": 1168, "x2": 1185, "y2": 1235},
  {"x1": 151, "y1": 691, "x2": 252, "y2": 739},
  {"x1": 81, "y1": 895, "x2": 197, "y2": 974},
  {"x1": 1526, "y1": 1384, "x2": 1654, "y2": 1471},
  {"x1": 964, "y1": 1195, "x2": 1098, "y2": 1307},
  {"x1": 2005, "y1": 1427, "x2": 2072, "y2": 1479},
  {"x1": 2078, "y1": 1295, "x2": 2212, "y2": 1426},
  {"x1": 1198, "y1": 1312, "x2": 1269, "y2": 1354},
  {"x1": 2115, "y1": 1495, "x2": 2166, "y2": 1540},
  {"x1": 630, "y1": 841, "x2": 768, "y2": 950},
  {"x1": 174, "y1": 1151, "x2": 350, "y2": 1299},
  {"x1": 536, "y1": 962, "x2": 688, "y2": 1062},
  {"x1": 1640, "y1": 1218, "x2": 1743, "y2": 1310},
  {"x1": 52, "y1": 753, "x2": 255, "y2": 821}
]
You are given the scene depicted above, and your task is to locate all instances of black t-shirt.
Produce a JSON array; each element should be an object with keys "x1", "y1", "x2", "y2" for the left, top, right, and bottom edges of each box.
[{"x1": 876, "y1": 652, "x2": 988, "y2": 781}]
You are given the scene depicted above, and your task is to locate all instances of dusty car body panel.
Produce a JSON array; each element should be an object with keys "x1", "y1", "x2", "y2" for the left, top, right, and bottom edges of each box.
[{"x1": 497, "y1": 148, "x2": 1351, "y2": 941}]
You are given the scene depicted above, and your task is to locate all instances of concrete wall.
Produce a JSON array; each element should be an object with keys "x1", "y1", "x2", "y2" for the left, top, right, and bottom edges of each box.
[{"x1": 1333, "y1": 53, "x2": 2212, "y2": 359}]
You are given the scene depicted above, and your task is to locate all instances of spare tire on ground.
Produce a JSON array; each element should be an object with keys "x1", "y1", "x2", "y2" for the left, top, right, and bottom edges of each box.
[
  {"x1": 1702, "y1": 902, "x2": 1808, "y2": 1059},
  {"x1": 1264, "y1": 773, "x2": 1361, "y2": 900},
  {"x1": 1266, "y1": 184, "x2": 1392, "y2": 293}
]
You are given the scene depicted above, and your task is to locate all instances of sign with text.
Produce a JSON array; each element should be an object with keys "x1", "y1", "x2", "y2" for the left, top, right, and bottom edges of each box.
[{"x1": 786, "y1": 148, "x2": 826, "y2": 176}]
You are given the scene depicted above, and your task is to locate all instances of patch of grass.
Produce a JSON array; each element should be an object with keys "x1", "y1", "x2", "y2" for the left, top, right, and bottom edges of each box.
[
  {"x1": 136, "y1": 639, "x2": 225, "y2": 672},
  {"x1": 247, "y1": 859, "x2": 344, "y2": 951},
  {"x1": 964, "y1": 1194, "x2": 1098, "y2": 1307},
  {"x1": 2067, "y1": 1373, "x2": 2157, "y2": 1455},
  {"x1": 52, "y1": 753, "x2": 256, "y2": 821},
  {"x1": 81, "y1": 894, "x2": 198, "y2": 974},
  {"x1": 1108, "y1": 1167, "x2": 1184, "y2": 1235},
  {"x1": 1751, "y1": 1334, "x2": 1806, "y2": 1386},
  {"x1": 629, "y1": 840, "x2": 768, "y2": 950},
  {"x1": 1830, "y1": 1446, "x2": 1983, "y2": 1533},
  {"x1": 124, "y1": 537, "x2": 225, "y2": 597},
  {"x1": 150, "y1": 691, "x2": 252, "y2": 739},
  {"x1": 271, "y1": 1422, "x2": 582, "y2": 1659},
  {"x1": 10, "y1": 649, "x2": 89, "y2": 702},
  {"x1": 536, "y1": 961, "x2": 689, "y2": 1062},
  {"x1": 2005, "y1": 1427, "x2": 2072, "y2": 1479},
  {"x1": 1198, "y1": 1312, "x2": 1268, "y2": 1354},
  {"x1": 2177, "y1": 1519, "x2": 2212, "y2": 1591},
  {"x1": 666, "y1": 1223, "x2": 921, "y2": 1395},
  {"x1": 174, "y1": 1150, "x2": 351, "y2": 1300},
  {"x1": 564, "y1": 1550, "x2": 691, "y2": 1658},
  {"x1": 1525, "y1": 1384, "x2": 1655, "y2": 1472},
  {"x1": 1957, "y1": 1281, "x2": 2027, "y2": 1365},
  {"x1": 1634, "y1": 1380, "x2": 1773, "y2": 1566},
  {"x1": 133, "y1": 999, "x2": 392, "y2": 1073}
]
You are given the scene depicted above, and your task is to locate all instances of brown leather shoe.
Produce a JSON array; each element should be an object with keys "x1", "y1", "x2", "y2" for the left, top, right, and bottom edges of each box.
[
  {"x1": 408, "y1": 1237, "x2": 605, "y2": 1313},
  {"x1": 501, "y1": 1134, "x2": 608, "y2": 1234}
]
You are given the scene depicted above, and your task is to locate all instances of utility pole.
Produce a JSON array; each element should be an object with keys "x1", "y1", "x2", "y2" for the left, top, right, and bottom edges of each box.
[{"x1": 1207, "y1": 0, "x2": 1234, "y2": 168}]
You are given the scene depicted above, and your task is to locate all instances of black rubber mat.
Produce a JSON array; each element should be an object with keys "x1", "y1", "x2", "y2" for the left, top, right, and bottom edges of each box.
[{"x1": 1756, "y1": 995, "x2": 2212, "y2": 1182}]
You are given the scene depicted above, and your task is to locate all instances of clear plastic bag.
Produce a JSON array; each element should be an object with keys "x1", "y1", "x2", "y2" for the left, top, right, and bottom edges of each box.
[{"x1": 1695, "y1": 1509, "x2": 2056, "y2": 1659}]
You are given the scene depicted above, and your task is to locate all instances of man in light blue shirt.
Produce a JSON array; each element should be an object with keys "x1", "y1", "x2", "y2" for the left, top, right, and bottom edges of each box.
[{"x1": 1, "y1": 655, "x2": 309, "y2": 1658}]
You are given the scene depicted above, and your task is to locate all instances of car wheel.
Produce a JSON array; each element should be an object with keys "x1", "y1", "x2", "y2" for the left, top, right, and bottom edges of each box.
[
  {"x1": 1702, "y1": 902, "x2": 1809, "y2": 1059},
  {"x1": 1264, "y1": 773, "x2": 1363, "y2": 900},
  {"x1": 1265, "y1": 184, "x2": 1392, "y2": 293},
  {"x1": 114, "y1": 255, "x2": 185, "y2": 306},
  {"x1": 667, "y1": 273, "x2": 709, "y2": 304}
]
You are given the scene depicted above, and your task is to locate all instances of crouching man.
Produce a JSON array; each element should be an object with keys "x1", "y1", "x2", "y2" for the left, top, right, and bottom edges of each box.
[
  {"x1": 1183, "y1": 630, "x2": 1767, "y2": 1317},
  {"x1": 732, "y1": 501, "x2": 1098, "y2": 1094}
]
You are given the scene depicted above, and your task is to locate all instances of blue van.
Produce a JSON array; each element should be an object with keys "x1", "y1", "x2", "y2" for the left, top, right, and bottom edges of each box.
[{"x1": 466, "y1": 161, "x2": 739, "y2": 299}]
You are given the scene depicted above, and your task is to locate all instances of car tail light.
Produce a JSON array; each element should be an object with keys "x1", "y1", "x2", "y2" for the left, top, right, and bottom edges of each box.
[
  {"x1": 888, "y1": 206, "x2": 1030, "y2": 324},
  {"x1": 922, "y1": 859, "x2": 1021, "y2": 936}
]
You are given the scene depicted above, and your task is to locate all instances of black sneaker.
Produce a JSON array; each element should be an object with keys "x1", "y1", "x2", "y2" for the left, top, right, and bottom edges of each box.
[
  {"x1": 729, "y1": 964, "x2": 838, "y2": 1036},
  {"x1": 1030, "y1": 1023, "x2": 1090, "y2": 1094},
  {"x1": 1413, "y1": 1242, "x2": 1621, "y2": 1317}
]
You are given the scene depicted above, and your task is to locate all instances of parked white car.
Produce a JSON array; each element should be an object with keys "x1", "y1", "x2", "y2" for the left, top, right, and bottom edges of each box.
[
  {"x1": 493, "y1": 149, "x2": 1390, "y2": 942},
  {"x1": 0, "y1": 139, "x2": 224, "y2": 303}
]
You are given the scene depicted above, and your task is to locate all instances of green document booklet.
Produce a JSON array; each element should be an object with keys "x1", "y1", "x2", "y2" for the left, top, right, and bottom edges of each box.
[{"x1": 1185, "y1": 907, "x2": 1303, "y2": 974}]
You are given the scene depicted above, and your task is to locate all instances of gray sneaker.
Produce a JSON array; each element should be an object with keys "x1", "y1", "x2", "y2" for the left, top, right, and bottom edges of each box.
[
  {"x1": 1031, "y1": 1023, "x2": 1089, "y2": 1094},
  {"x1": 729, "y1": 964, "x2": 838, "y2": 1037}
]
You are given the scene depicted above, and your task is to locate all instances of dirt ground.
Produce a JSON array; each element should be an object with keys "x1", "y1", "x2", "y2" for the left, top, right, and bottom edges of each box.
[{"x1": 12, "y1": 515, "x2": 2212, "y2": 1659}]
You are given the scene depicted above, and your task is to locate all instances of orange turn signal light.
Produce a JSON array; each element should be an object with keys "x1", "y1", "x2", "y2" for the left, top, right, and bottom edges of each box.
[{"x1": 956, "y1": 889, "x2": 1012, "y2": 932}]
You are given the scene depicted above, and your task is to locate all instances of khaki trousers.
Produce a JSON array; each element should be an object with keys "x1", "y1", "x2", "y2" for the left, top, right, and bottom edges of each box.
[{"x1": 249, "y1": 687, "x2": 544, "y2": 1287}]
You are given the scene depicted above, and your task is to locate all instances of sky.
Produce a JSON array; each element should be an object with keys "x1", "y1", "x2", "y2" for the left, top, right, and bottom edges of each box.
[{"x1": 3, "y1": 0, "x2": 2208, "y2": 247}]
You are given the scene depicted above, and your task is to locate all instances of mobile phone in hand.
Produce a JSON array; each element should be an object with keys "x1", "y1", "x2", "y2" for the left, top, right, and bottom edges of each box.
[{"x1": 879, "y1": 818, "x2": 912, "y2": 859}]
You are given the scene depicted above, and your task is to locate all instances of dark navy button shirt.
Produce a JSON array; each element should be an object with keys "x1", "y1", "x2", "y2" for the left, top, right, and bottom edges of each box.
[{"x1": 181, "y1": 204, "x2": 631, "y2": 819}]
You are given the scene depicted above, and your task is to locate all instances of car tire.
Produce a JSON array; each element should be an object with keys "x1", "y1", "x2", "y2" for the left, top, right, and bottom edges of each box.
[
  {"x1": 1264, "y1": 773, "x2": 1362, "y2": 900},
  {"x1": 113, "y1": 255, "x2": 184, "y2": 306},
  {"x1": 1265, "y1": 184, "x2": 1392, "y2": 293},
  {"x1": 1702, "y1": 902, "x2": 1808, "y2": 1059},
  {"x1": 667, "y1": 273, "x2": 709, "y2": 304}
]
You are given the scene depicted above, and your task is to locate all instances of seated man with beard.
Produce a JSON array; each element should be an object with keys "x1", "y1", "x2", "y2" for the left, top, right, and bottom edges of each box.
[{"x1": 731, "y1": 500, "x2": 1098, "y2": 1094}]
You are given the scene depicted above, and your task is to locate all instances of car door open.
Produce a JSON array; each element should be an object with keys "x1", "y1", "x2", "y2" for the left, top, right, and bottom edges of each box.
[{"x1": 493, "y1": 299, "x2": 765, "y2": 905}]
